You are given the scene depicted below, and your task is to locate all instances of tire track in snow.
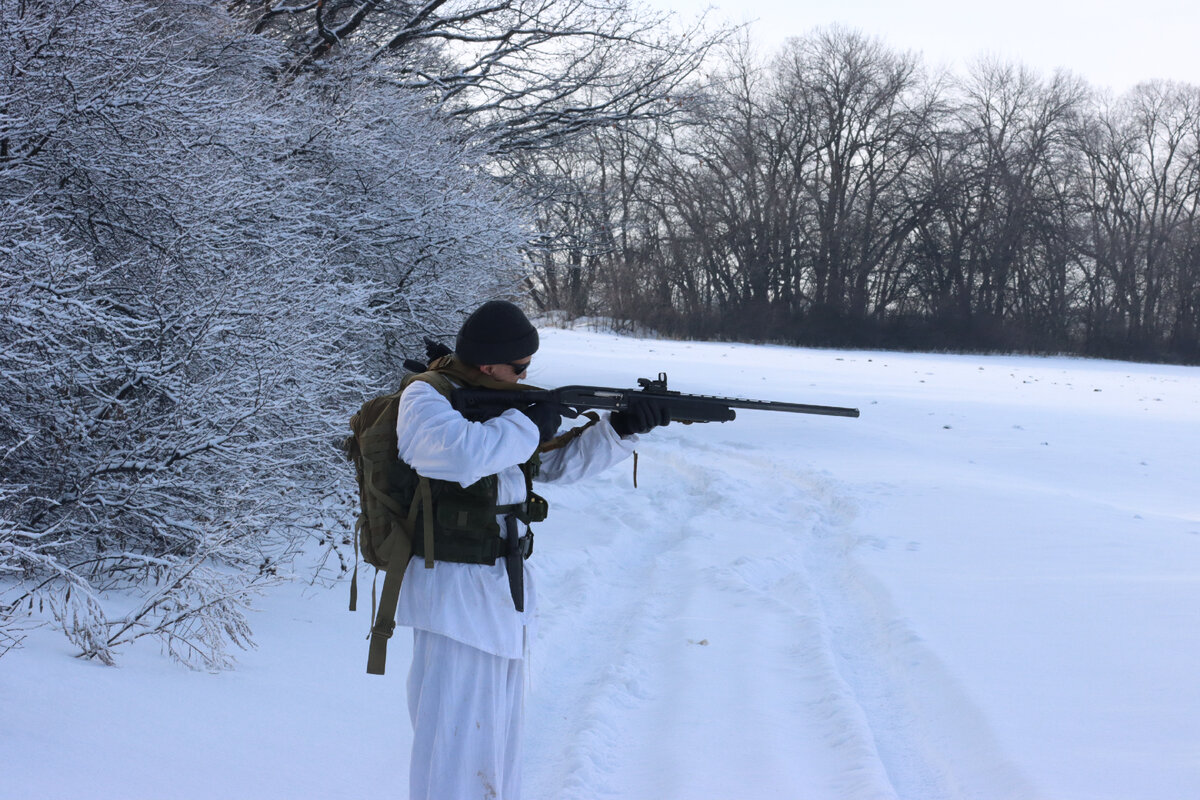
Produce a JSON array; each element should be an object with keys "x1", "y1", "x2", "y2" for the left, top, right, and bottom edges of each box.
[
  {"x1": 666, "y1": 442, "x2": 905, "y2": 799},
  {"x1": 527, "y1": 445, "x2": 873, "y2": 798},
  {"x1": 525, "y1": 462, "x2": 707, "y2": 799},
  {"x1": 718, "y1": 443, "x2": 1038, "y2": 800},
  {"x1": 527, "y1": 437, "x2": 1034, "y2": 799}
]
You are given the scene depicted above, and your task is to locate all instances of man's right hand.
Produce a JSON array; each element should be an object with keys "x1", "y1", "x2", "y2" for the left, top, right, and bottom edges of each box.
[{"x1": 520, "y1": 402, "x2": 563, "y2": 443}]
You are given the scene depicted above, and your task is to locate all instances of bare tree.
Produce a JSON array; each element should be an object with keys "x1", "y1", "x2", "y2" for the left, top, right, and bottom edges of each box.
[
  {"x1": 773, "y1": 27, "x2": 929, "y2": 330},
  {"x1": 231, "y1": 0, "x2": 724, "y2": 153},
  {"x1": 611, "y1": 29, "x2": 930, "y2": 341},
  {"x1": 1078, "y1": 81, "x2": 1200, "y2": 355}
]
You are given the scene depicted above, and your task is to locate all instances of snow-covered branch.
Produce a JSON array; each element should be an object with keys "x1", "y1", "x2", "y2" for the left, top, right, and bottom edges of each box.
[
  {"x1": 1, "y1": 0, "x2": 529, "y2": 666},
  {"x1": 231, "y1": 0, "x2": 730, "y2": 152}
]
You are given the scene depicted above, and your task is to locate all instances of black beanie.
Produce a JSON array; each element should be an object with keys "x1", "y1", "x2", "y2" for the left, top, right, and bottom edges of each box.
[{"x1": 455, "y1": 300, "x2": 539, "y2": 366}]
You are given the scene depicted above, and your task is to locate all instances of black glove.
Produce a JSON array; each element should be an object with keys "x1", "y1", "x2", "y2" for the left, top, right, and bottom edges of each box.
[
  {"x1": 610, "y1": 399, "x2": 671, "y2": 437},
  {"x1": 521, "y1": 402, "x2": 563, "y2": 443}
]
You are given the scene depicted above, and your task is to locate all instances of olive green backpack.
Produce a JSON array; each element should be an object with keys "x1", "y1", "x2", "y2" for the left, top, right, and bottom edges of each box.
[
  {"x1": 345, "y1": 356, "x2": 512, "y2": 674},
  {"x1": 345, "y1": 354, "x2": 599, "y2": 674}
]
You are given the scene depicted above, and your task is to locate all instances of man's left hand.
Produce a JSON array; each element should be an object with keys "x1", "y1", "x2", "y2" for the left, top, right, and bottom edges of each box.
[{"x1": 610, "y1": 399, "x2": 671, "y2": 437}]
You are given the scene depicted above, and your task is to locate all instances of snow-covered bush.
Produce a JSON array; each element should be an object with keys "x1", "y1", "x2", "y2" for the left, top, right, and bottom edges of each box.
[{"x1": 0, "y1": 0, "x2": 526, "y2": 667}]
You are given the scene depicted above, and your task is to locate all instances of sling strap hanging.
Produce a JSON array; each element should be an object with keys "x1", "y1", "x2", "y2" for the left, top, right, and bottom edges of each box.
[{"x1": 366, "y1": 476, "x2": 432, "y2": 676}]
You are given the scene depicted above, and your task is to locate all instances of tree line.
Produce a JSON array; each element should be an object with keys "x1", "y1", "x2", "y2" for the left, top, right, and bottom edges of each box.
[{"x1": 526, "y1": 29, "x2": 1200, "y2": 363}]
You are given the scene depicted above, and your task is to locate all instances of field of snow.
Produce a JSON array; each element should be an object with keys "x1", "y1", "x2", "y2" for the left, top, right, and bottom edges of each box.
[{"x1": 4, "y1": 327, "x2": 1198, "y2": 800}]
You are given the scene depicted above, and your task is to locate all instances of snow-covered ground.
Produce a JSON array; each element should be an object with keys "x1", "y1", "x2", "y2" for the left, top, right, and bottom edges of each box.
[{"x1": 4, "y1": 328, "x2": 1198, "y2": 800}]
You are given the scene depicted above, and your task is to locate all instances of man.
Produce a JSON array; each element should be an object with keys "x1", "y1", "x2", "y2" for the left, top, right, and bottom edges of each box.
[{"x1": 393, "y1": 300, "x2": 669, "y2": 800}]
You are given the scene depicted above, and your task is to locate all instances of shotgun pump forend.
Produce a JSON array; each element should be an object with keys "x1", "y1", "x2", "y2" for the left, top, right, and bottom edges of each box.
[{"x1": 449, "y1": 372, "x2": 860, "y2": 423}]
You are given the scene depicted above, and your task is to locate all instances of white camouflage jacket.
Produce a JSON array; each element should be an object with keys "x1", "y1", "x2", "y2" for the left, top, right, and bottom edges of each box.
[{"x1": 393, "y1": 380, "x2": 636, "y2": 659}]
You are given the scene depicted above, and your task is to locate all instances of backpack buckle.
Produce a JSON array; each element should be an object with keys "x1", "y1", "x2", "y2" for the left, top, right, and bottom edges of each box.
[{"x1": 370, "y1": 620, "x2": 395, "y2": 640}]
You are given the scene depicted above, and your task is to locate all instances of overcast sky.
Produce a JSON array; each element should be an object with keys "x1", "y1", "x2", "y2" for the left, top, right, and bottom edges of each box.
[{"x1": 651, "y1": 0, "x2": 1200, "y2": 94}]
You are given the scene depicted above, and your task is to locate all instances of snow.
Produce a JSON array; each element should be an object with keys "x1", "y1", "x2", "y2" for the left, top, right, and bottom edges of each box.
[{"x1": 4, "y1": 328, "x2": 1198, "y2": 799}]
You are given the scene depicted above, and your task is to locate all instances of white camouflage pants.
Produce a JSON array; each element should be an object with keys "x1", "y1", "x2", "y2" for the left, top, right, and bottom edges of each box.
[{"x1": 407, "y1": 629, "x2": 525, "y2": 800}]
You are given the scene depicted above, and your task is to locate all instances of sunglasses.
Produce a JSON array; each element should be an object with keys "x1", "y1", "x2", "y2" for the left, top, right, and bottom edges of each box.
[{"x1": 506, "y1": 359, "x2": 531, "y2": 375}]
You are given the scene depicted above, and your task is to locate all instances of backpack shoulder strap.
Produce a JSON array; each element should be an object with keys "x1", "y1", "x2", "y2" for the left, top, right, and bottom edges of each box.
[{"x1": 403, "y1": 370, "x2": 456, "y2": 400}]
